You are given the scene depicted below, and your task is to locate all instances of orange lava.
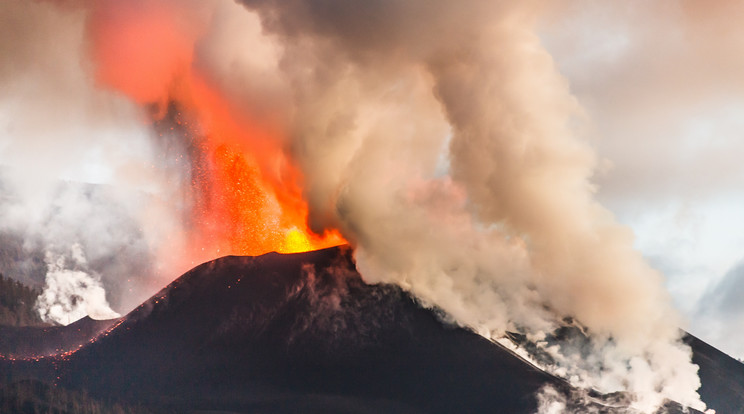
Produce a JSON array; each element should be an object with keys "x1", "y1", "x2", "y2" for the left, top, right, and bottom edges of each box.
[
  {"x1": 186, "y1": 78, "x2": 345, "y2": 255},
  {"x1": 181, "y1": 75, "x2": 344, "y2": 256},
  {"x1": 89, "y1": 0, "x2": 345, "y2": 258}
]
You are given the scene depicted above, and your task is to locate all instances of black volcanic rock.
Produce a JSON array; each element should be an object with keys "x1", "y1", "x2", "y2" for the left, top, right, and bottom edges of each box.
[
  {"x1": 0, "y1": 317, "x2": 118, "y2": 359},
  {"x1": 52, "y1": 246, "x2": 564, "y2": 413},
  {"x1": 1, "y1": 246, "x2": 741, "y2": 413},
  {"x1": 684, "y1": 333, "x2": 744, "y2": 413}
]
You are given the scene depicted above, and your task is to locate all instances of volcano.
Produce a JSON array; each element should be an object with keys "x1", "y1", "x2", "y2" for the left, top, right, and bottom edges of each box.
[{"x1": 1, "y1": 246, "x2": 743, "y2": 413}]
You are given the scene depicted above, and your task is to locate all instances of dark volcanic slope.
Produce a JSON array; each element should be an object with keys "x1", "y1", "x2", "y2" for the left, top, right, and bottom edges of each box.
[
  {"x1": 685, "y1": 333, "x2": 744, "y2": 413},
  {"x1": 3, "y1": 246, "x2": 738, "y2": 413},
  {"x1": 51, "y1": 246, "x2": 563, "y2": 413},
  {"x1": 0, "y1": 317, "x2": 118, "y2": 359}
]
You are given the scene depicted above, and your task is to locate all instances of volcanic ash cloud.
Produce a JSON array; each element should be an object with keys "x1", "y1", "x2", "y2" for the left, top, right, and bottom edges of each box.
[
  {"x1": 1, "y1": 0, "x2": 712, "y2": 411},
  {"x1": 232, "y1": 0, "x2": 706, "y2": 410}
]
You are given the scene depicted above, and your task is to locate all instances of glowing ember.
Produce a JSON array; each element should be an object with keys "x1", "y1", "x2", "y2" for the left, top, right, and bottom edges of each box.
[{"x1": 281, "y1": 228, "x2": 315, "y2": 253}]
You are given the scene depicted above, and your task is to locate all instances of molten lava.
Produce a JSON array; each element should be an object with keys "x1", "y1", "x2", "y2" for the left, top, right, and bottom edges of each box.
[
  {"x1": 177, "y1": 74, "x2": 345, "y2": 257},
  {"x1": 190, "y1": 110, "x2": 345, "y2": 256},
  {"x1": 88, "y1": 0, "x2": 345, "y2": 258}
]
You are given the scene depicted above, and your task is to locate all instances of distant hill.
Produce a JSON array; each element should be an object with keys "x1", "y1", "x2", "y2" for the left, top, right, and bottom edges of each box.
[
  {"x1": 0, "y1": 273, "x2": 47, "y2": 327},
  {"x1": 0, "y1": 232, "x2": 46, "y2": 293},
  {"x1": 0, "y1": 317, "x2": 117, "y2": 359}
]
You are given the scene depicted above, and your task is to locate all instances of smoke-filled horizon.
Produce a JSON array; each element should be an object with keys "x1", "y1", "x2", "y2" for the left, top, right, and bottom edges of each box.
[{"x1": 2, "y1": 0, "x2": 742, "y2": 412}]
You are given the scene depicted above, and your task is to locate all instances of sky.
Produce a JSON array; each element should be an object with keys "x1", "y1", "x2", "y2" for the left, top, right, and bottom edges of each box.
[
  {"x1": 540, "y1": 1, "x2": 744, "y2": 360},
  {"x1": 0, "y1": 1, "x2": 741, "y2": 410}
]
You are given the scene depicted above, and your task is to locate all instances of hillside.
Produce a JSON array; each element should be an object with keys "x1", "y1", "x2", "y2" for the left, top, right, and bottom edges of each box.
[
  {"x1": 0, "y1": 247, "x2": 740, "y2": 413},
  {"x1": 0, "y1": 273, "x2": 47, "y2": 327}
]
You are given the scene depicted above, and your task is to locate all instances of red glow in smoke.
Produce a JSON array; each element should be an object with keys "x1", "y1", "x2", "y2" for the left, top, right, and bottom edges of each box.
[{"x1": 88, "y1": 0, "x2": 345, "y2": 257}]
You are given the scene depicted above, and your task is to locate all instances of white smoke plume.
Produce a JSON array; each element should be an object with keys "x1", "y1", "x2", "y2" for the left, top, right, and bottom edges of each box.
[
  {"x1": 539, "y1": 1, "x2": 744, "y2": 363},
  {"x1": 0, "y1": 0, "x2": 730, "y2": 411},
  {"x1": 36, "y1": 243, "x2": 120, "y2": 325},
  {"x1": 0, "y1": 0, "x2": 197, "y2": 312},
  {"x1": 229, "y1": 0, "x2": 705, "y2": 410},
  {"x1": 535, "y1": 386, "x2": 568, "y2": 414}
]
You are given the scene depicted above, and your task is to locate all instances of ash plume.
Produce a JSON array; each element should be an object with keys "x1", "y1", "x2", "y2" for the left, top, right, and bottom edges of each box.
[
  {"x1": 540, "y1": 0, "x2": 744, "y2": 363},
  {"x1": 0, "y1": 0, "x2": 723, "y2": 411},
  {"x1": 230, "y1": 0, "x2": 705, "y2": 410}
]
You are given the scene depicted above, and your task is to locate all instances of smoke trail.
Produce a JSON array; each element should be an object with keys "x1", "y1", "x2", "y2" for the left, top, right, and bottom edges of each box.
[{"x1": 36, "y1": 243, "x2": 120, "y2": 324}]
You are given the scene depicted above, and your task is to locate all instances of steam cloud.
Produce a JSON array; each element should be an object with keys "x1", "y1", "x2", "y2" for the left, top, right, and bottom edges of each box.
[
  {"x1": 0, "y1": 0, "x2": 200, "y2": 312},
  {"x1": 0, "y1": 0, "x2": 723, "y2": 411},
  {"x1": 37, "y1": 243, "x2": 120, "y2": 324}
]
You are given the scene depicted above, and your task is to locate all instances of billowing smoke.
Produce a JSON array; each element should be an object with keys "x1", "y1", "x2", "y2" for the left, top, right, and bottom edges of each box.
[
  {"x1": 37, "y1": 243, "x2": 119, "y2": 324},
  {"x1": 540, "y1": 0, "x2": 744, "y2": 364},
  {"x1": 229, "y1": 0, "x2": 704, "y2": 410},
  {"x1": 0, "y1": 0, "x2": 199, "y2": 312},
  {"x1": 0, "y1": 0, "x2": 720, "y2": 411}
]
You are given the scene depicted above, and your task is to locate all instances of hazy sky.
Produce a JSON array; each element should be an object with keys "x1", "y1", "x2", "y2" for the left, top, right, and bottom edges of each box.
[{"x1": 541, "y1": 1, "x2": 744, "y2": 359}]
